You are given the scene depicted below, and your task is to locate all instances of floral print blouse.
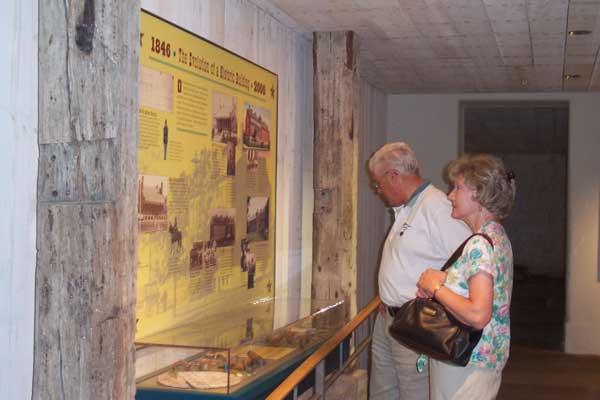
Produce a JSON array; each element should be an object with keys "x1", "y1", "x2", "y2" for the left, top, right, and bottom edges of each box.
[{"x1": 444, "y1": 221, "x2": 514, "y2": 371}]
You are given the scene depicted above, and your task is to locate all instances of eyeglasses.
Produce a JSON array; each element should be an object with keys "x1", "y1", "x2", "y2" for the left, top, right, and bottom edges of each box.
[{"x1": 371, "y1": 170, "x2": 392, "y2": 191}]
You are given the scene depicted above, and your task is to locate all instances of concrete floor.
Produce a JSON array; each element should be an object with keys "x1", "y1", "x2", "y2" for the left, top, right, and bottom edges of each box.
[{"x1": 498, "y1": 346, "x2": 600, "y2": 399}]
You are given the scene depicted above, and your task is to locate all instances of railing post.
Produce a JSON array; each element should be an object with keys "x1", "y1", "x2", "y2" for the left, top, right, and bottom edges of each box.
[{"x1": 315, "y1": 359, "x2": 325, "y2": 398}]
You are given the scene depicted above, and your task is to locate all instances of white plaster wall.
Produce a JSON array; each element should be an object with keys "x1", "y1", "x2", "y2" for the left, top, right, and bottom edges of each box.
[
  {"x1": 356, "y1": 80, "x2": 388, "y2": 368},
  {"x1": 387, "y1": 92, "x2": 600, "y2": 355},
  {"x1": 140, "y1": 0, "x2": 314, "y2": 325},
  {"x1": 0, "y1": 0, "x2": 38, "y2": 398},
  {"x1": 387, "y1": 94, "x2": 462, "y2": 189},
  {"x1": 357, "y1": 81, "x2": 388, "y2": 310}
]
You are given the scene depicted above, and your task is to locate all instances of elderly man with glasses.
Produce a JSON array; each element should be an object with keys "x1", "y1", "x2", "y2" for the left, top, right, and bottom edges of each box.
[{"x1": 368, "y1": 142, "x2": 470, "y2": 400}]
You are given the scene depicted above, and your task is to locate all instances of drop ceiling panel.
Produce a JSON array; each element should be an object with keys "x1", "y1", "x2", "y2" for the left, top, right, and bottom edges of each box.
[
  {"x1": 469, "y1": 56, "x2": 505, "y2": 66},
  {"x1": 503, "y1": 56, "x2": 533, "y2": 65},
  {"x1": 454, "y1": 21, "x2": 494, "y2": 35},
  {"x1": 528, "y1": 0, "x2": 569, "y2": 19},
  {"x1": 567, "y1": 43, "x2": 598, "y2": 56},
  {"x1": 532, "y1": 46, "x2": 564, "y2": 58},
  {"x1": 567, "y1": 34, "x2": 600, "y2": 49},
  {"x1": 426, "y1": 58, "x2": 472, "y2": 67},
  {"x1": 569, "y1": 2, "x2": 600, "y2": 17},
  {"x1": 445, "y1": 4, "x2": 490, "y2": 21},
  {"x1": 424, "y1": 6, "x2": 454, "y2": 24},
  {"x1": 364, "y1": 8, "x2": 415, "y2": 31},
  {"x1": 416, "y1": 23, "x2": 458, "y2": 37},
  {"x1": 567, "y1": 16, "x2": 598, "y2": 31},
  {"x1": 327, "y1": 11, "x2": 368, "y2": 31},
  {"x1": 267, "y1": 0, "x2": 600, "y2": 92},
  {"x1": 530, "y1": 18, "x2": 568, "y2": 35},
  {"x1": 495, "y1": 34, "x2": 531, "y2": 47},
  {"x1": 491, "y1": 19, "x2": 530, "y2": 34},
  {"x1": 564, "y1": 64, "x2": 594, "y2": 75},
  {"x1": 399, "y1": 49, "x2": 439, "y2": 59},
  {"x1": 590, "y1": 65, "x2": 600, "y2": 90},
  {"x1": 390, "y1": 36, "x2": 430, "y2": 48},
  {"x1": 563, "y1": 78, "x2": 590, "y2": 91},
  {"x1": 498, "y1": 44, "x2": 532, "y2": 57},
  {"x1": 534, "y1": 56, "x2": 564, "y2": 65},
  {"x1": 532, "y1": 39, "x2": 564, "y2": 57},
  {"x1": 566, "y1": 55, "x2": 596, "y2": 64},
  {"x1": 461, "y1": 34, "x2": 499, "y2": 47},
  {"x1": 352, "y1": 0, "x2": 402, "y2": 9},
  {"x1": 484, "y1": 3, "x2": 527, "y2": 21}
]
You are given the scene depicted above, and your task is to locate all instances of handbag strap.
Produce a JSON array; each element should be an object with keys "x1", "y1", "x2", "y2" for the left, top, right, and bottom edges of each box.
[{"x1": 440, "y1": 232, "x2": 494, "y2": 272}]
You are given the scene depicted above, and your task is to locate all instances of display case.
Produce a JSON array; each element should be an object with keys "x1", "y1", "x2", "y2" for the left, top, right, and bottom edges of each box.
[{"x1": 135, "y1": 299, "x2": 347, "y2": 399}]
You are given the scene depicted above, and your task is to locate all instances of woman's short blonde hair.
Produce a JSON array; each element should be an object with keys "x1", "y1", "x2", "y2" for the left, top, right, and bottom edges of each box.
[{"x1": 447, "y1": 154, "x2": 516, "y2": 220}]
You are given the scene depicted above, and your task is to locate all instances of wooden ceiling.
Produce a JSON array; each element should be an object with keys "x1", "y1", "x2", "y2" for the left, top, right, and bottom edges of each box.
[{"x1": 265, "y1": 0, "x2": 600, "y2": 93}]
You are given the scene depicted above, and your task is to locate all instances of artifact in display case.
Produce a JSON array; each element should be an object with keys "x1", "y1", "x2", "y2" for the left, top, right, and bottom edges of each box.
[{"x1": 135, "y1": 299, "x2": 346, "y2": 399}]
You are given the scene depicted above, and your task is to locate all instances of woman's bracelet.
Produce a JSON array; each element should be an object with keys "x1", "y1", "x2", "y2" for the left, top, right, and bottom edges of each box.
[{"x1": 433, "y1": 283, "x2": 444, "y2": 297}]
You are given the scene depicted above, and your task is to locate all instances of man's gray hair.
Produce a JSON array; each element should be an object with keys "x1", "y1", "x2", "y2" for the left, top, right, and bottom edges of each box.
[{"x1": 368, "y1": 142, "x2": 420, "y2": 176}]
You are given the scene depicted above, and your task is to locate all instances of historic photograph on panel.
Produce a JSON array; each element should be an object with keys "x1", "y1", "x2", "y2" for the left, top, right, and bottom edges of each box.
[
  {"x1": 226, "y1": 140, "x2": 236, "y2": 176},
  {"x1": 243, "y1": 103, "x2": 270, "y2": 150},
  {"x1": 139, "y1": 65, "x2": 174, "y2": 112},
  {"x1": 209, "y1": 208, "x2": 236, "y2": 247},
  {"x1": 240, "y1": 238, "x2": 256, "y2": 289},
  {"x1": 189, "y1": 239, "x2": 217, "y2": 273},
  {"x1": 168, "y1": 217, "x2": 183, "y2": 252},
  {"x1": 138, "y1": 174, "x2": 169, "y2": 233},
  {"x1": 212, "y1": 91, "x2": 238, "y2": 144},
  {"x1": 246, "y1": 196, "x2": 269, "y2": 241},
  {"x1": 245, "y1": 148, "x2": 268, "y2": 172}
]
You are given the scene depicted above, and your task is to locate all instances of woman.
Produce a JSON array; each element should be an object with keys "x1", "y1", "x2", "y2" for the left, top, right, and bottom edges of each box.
[{"x1": 417, "y1": 154, "x2": 516, "y2": 400}]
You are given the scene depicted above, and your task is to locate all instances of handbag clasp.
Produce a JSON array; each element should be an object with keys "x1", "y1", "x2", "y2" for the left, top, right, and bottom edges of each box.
[{"x1": 423, "y1": 306, "x2": 437, "y2": 317}]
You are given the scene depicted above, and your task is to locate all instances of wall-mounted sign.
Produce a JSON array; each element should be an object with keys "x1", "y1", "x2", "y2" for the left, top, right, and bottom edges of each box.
[{"x1": 136, "y1": 10, "x2": 278, "y2": 342}]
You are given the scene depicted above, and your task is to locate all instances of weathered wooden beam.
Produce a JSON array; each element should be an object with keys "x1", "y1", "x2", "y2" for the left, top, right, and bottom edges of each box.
[
  {"x1": 312, "y1": 31, "x2": 360, "y2": 319},
  {"x1": 35, "y1": 1, "x2": 139, "y2": 399}
]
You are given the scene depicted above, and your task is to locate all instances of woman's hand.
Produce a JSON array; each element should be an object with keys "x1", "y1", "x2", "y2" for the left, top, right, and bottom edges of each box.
[
  {"x1": 418, "y1": 270, "x2": 494, "y2": 329},
  {"x1": 417, "y1": 268, "x2": 447, "y2": 298}
]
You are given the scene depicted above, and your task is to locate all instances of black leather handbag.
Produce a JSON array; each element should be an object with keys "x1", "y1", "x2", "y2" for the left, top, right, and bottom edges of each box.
[{"x1": 388, "y1": 233, "x2": 493, "y2": 366}]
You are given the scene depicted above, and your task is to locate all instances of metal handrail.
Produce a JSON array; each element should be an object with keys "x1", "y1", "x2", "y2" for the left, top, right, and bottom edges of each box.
[{"x1": 266, "y1": 296, "x2": 382, "y2": 400}]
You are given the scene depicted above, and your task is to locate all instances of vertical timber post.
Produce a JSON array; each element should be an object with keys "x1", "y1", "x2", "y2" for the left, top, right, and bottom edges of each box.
[
  {"x1": 34, "y1": 1, "x2": 139, "y2": 399},
  {"x1": 312, "y1": 32, "x2": 360, "y2": 320}
]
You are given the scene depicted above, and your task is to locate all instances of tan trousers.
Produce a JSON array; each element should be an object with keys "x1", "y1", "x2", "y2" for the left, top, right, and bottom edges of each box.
[
  {"x1": 430, "y1": 359, "x2": 502, "y2": 400},
  {"x1": 370, "y1": 310, "x2": 429, "y2": 400}
]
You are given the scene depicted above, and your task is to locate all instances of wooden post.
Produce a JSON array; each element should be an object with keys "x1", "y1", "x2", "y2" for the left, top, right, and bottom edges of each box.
[
  {"x1": 34, "y1": 1, "x2": 139, "y2": 399},
  {"x1": 312, "y1": 32, "x2": 360, "y2": 320}
]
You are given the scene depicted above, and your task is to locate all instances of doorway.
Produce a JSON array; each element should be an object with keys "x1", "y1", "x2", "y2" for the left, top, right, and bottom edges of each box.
[{"x1": 460, "y1": 101, "x2": 568, "y2": 351}]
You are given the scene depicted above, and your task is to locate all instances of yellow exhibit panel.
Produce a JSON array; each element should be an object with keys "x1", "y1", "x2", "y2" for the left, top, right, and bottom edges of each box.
[{"x1": 136, "y1": 10, "x2": 278, "y2": 342}]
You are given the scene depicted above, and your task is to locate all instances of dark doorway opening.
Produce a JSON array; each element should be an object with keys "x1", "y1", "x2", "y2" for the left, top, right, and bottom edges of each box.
[{"x1": 460, "y1": 101, "x2": 568, "y2": 351}]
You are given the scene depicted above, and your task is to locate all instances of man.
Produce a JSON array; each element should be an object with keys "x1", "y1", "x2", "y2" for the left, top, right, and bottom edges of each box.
[
  {"x1": 163, "y1": 119, "x2": 169, "y2": 160},
  {"x1": 369, "y1": 142, "x2": 470, "y2": 400}
]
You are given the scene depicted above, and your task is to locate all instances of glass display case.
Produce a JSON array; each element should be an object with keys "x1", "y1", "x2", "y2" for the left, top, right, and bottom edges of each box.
[{"x1": 135, "y1": 298, "x2": 347, "y2": 399}]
